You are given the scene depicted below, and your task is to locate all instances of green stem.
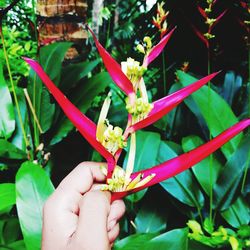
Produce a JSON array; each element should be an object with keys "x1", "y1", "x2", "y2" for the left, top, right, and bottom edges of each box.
[
  {"x1": 31, "y1": 0, "x2": 39, "y2": 147},
  {"x1": 207, "y1": 45, "x2": 213, "y2": 222},
  {"x1": 162, "y1": 50, "x2": 167, "y2": 96},
  {"x1": 241, "y1": 153, "x2": 250, "y2": 193},
  {"x1": 0, "y1": 27, "x2": 30, "y2": 151}
]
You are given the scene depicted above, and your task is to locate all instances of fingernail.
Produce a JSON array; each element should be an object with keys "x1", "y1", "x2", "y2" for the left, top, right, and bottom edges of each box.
[{"x1": 107, "y1": 220, "x2": 116, "y2": 231}]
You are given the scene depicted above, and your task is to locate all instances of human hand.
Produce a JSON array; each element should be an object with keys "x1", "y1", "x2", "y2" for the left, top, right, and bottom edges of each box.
[{"x1": 42, "y1": 162, "x2": 126, "y2": 250}]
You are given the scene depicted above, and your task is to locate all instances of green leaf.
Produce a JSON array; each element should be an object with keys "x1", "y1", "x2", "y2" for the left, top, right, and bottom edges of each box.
[
  {"x1": 0, "y1": 183, "x2": 16, "y2": 212},
  {"x1": 16, "y1": 161, "x2": 54, "y2": 250},
  {"x1": 145, "y1": 228, "x2": 188, "y2": 250},
  {"x1": 3, "y1": 217, "x2": 21, "y2": 244},
  {"x1": 0, "y1": 139, "x2": 26, "y2": 159},
  {"x1": 60, "y1": 59, "x2": 100, "y2": 91},
  {"x1": 123, "y1": 131, "x2": 161, "y2": 202},
  {"x1": 221, "y1": 196, "x2": 250, "y2": 228},
  {"x1": 8, "y1": 240, "x2": 26, "y2": 250},
  {"x1": 182, "y1": 135, "x2": 222, "y2": 195},
  {"x1": 221, "y1": 71, "x2": 242, "y2": 106},
  {"x1": 177, "y1": 71, "x2": 241, "y2": 160},
  {"x1": 213, "y1": 136, "x2": 250, "y2": 210},
  {"x1": 135, "y1": 202, "x2": 166, "y2": 233},
  {"x1": 157, "y1": 141, "x2": 204, "y2": 208},
  {"x1": 114, "y1": 233, "x2": 156, "y2": 250},
  {"x1": 50, "y1": 72, "x2": 112, "y2": 145},
  {"x1": 188, "y1": 240, "x2": 214, "y2": 250},
  {"x1": 39, "y1": 42, "x2": 73, "y2": 85},
  {"x1": 28, "y1": 43, "x2": 72, "y2": 134},
  {"x1": 0, "y1": 63, "x2": 15, "y2": 139}
]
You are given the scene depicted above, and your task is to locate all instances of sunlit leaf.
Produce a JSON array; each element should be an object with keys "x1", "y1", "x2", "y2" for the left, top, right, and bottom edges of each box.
[
  {"x1": 16, "y1": 161, "x2": 54, "y2": 250},
  {"x1": 177, "y1": 71, "x2": 241, "y2": 160},
  {"x1": 0, "y1": 63, "x2": 15, "y2": 139}
]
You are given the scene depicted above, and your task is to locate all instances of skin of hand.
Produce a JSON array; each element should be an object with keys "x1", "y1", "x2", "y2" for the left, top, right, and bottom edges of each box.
[{"x1": 42, "y1": 162, "x2": 126, "y2": 250}]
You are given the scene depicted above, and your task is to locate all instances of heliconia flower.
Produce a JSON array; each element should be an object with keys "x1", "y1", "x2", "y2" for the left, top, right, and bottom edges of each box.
[
  {"x1": 111, "y1": 119, "x2": 250, "y2": 201},
  {"x1": 87, "y1": 25, "x2": 176, "y2": 92},
  {"x1": 24, "y1": 57, "x2": 219, "y2": 178},
  {"x1": 191, "y1": 9, "x2": 227, "y2": 48}
]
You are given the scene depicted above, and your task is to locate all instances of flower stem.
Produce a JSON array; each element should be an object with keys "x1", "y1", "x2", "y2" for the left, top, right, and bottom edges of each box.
[
  {"x1": 241, "y1": 153, "x2": 250, "y2": 193},
  {"x1": 162, "y1": 50, "x2": 167, "y2": 96},
  {"x1": 0, "y1": 27, "x2": 30, "y2": 151},
  {"x1": 207, "y1": 45, "x2": 213, "y2": 222}
]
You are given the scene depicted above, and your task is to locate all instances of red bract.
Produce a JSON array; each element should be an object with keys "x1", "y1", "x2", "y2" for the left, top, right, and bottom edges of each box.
[
  {"x1": 143, "y1": 27, "x2": 176, "y2": 67},
  {"x1": 112, "y1": 119, "x2": 250, "y2": 201},
  {"x1": 23, "y1": 57, "x2": 116, "y2": 178},
  {"x1": 87, "y1": 26, "x2": 175, "y2": 92},
  {"x1": 125, "y1": 71, "x2": 220, "y2": 136},
  {"x1": 87, "y1": 26, "x2": 135, "y2": 102}
]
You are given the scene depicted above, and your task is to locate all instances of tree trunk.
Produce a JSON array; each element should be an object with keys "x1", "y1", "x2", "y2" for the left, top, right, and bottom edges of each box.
[
  {"x1": 37, "y1": 0, "x2": 88, "y2": 59},
  {"x1": 92, "y1": 0, "x2": 103, "y2": 38}
]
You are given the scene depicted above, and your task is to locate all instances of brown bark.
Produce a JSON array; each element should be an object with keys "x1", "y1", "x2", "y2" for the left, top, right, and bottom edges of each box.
[{"x1": 37, "y1": 0, "x2": 88, "y2": 59}]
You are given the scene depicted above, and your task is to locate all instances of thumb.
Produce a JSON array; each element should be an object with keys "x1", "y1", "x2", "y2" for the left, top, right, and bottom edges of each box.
[{"x1": 74, "y1": 190, "x2": 111, "y2": 250}]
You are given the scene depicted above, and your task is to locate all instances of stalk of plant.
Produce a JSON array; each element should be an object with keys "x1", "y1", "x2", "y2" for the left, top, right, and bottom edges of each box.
[
  {"x1": 191, "y1": 0, "x2": 227, "y2": 221},
  {"x1": 0, "y1": 0, "x2": 31, "y2": 158},
  {"x1": 24, "y1": 25, "x2": 250, "y2": 201},
  {"x1": 152, "y1": 1, "x2": 169, "y2": 96}
]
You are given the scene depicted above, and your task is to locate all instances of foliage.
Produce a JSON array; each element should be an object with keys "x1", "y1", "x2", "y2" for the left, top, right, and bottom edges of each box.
[{"x1": 0, "y1": 0, "x2": 249, "y2": 249}]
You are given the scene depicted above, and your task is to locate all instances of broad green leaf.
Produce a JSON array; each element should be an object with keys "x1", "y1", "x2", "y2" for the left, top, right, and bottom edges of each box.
[
  {"x1": 221, "y1": 71, "x2": 242, "y2": 106},
  {"x1": 0, "y1": 183, "x2": 16, "y2": 211},
  {"x1": 39, "y1": 42, "x2": 73, "y2": 84},
  {"x1": 16, "y1": 161, "x2": 54, "y2": 250},
  {"x1": 177, "y1": 70, "x2": 241, "y2": 159},
  {"x1": 158, "y1": 141, "x2": 204, "y2": 208},
  {"x1": 3, "y1": 217, "x2": 20, "y2": 244},
  {"x1": 145, "y1": 228, "x2": 188, "y2": 250},
  {"x1": 182, "y1": 135, "x2": 222, "y2": 195},
  {"x1": 188, "y1": 240, "x2": 214, "y2": 250},
  {"x1": 0, "y1": 63, "x2": 15, "y2": 139},
  {"x1": 0, "y1": 139, "x2": 26, "y2": 159},
  {"x1": 123, "y1": 131, "x2": 161, "y2": 202},
  {"x1": 8, "y1": 240, "x2": 26, "y2": 250},
  {"x1": 28, "y1": 43, "x2": 72, "y2": 134},
  {"x1": 60, "y1": 59, "x2": 100, "y2": 91},
  {"x1": 135, "y1": 202, "x2": 166, "y2": 233},
  {"x1": 114, "y1": 233, "x2": 156, "y2": 250},
  {"x1": 50, "y1": 72, "x2": 112, "y2": 145},
  {"x1": 221, "y1": 196, "x2": 250, "y2": 228},
  {"x1": 213, "y1": 136, "x2": 250, "y2": 210}
]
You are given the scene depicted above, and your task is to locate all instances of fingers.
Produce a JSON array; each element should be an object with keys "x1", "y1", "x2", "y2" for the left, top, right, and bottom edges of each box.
[
  {"x1": 107, "y1": 200, "x2": 126, "y2": 231},
  {"x1": 108, "y1": 223, "x2": 120, "y2": 243},
  {"x1": 42, "y1": 162, "x2": 107, "y2": 248},
  {"x1": 72, "y1": 190, "x2": 111, "y2": 250},
  {"x1": 57, "y1": 162, "x2": 106, "y2": 196}
]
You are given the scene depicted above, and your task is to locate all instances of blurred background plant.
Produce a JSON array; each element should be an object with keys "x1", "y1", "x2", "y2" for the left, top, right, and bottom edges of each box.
[{"x1": 0, "y1": 0, "x2": 249, "y2": 249}]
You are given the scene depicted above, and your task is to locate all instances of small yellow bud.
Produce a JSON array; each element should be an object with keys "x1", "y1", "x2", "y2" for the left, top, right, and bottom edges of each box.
[
  {"x1": 143, "y1": 36, "x2": 152, "y2": 49},
  {"x1": 187, "y1": 220, "x2": 203, "y2": 234},
  {"x1": 229, "y1": 236, "x2": 239, "y2": 250},
  {"x1": 136, "y1": 44, "x2": 145, "y2": 54}
]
